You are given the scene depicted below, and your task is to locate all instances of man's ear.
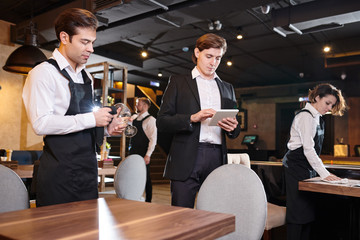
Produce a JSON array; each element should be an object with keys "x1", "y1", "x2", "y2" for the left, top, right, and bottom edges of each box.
[
  {"x1": 194, "y1": 48, "x2": 200, "y2": 58},
  {"x1": 59, "y1": 31, "x2": 69, "y2": 44}
]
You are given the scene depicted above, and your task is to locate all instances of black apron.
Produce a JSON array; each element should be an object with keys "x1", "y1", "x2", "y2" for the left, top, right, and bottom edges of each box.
[
  {"x1": 129, "y1": 115, "x2": 151, "y2": 157},
  {"x1": 283, "y1": 109, "x2": 324, "y2": 224},
  {"x1": 36, "y1": 59, "x2": 98, "y2": 207}
]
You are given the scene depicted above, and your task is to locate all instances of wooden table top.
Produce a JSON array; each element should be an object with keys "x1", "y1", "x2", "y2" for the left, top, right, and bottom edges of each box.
[
  {"x1": 299, "y1": 177, "x2": 360, "y2": 198},
  {"x1": 13, "y1": 165, "x2": 116, "y2": 179},
  {"x1": 0, "y1": 198, "x2": 235, "y2": 240}
]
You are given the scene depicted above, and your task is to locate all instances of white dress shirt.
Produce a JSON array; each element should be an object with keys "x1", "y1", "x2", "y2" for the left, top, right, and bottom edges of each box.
[
  {"x1": 22, "y1": 49, "x2": 96, "y2": 136},
  {"x1": 287, "y1": 102, "x2": 330, "y2": 178},
  {"x1": 192, "y1": 67, "x2": 222, "y2": 145},
  {"x1": 132, "y1": 111, "x2": 157, "y2": 157}
]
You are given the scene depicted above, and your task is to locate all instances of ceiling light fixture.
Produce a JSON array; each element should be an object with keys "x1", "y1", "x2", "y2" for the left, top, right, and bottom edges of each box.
[
  {"x1": 147, "y1": 0, "x2": 168, "y2": 10},
  {"x1": 157, "y1": 70, "x2": 163, "y2": 77},
  {"x1": 208, "y1": 20, "x2": 222, "y2": 31},
  {"x1": 323, "y1": 45, "x2": 331, "y2": 53},
  {"x1": 289, "y1": 24, "x2": 303, "y2": 35},
  {"x1": 226, "y1": 59, "x2": 233, "y2": 67},
  {"x1": 340, "y1": 72, "x2": 346, "y2": 80},
  {"x1": 141, "y1": 49, "x2": 148, "y2": 58},
  {"x1": 208, "y1": 22, "x2": 214, "y2": 31},
  {"x1": 3, "y1": 22, "x2": 46, "y2": 75},
  {"x1": 214, "y1": 20, "x2": 222, "y2": 31},
  {"x1": 182, "y1": 46, "x2": 189, "y2": 52},
  {"x1": 260, "y1": 5, "x2": 271, "y2": 14},
  {"x1": 273, "y1": 27, "x2": 287, "y2": 37},
  {"x1": 156, "y1": 15, "x2": 180, "y2": 28}
]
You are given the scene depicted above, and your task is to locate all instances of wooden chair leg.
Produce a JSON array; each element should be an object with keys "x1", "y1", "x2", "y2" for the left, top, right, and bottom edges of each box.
[{"x1": 262, "y1": 229, "x2": 271, "y2": 240}]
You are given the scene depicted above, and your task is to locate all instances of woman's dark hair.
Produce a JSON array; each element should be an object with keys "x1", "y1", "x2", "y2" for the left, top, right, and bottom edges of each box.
[
  {"x1": 55, "y1": 8, "x2": 98, "y2": 42},
  {"x1": 308, "y1": 83, "x2": 347, "y2": 116},
  {"x1": 192, "y1": 33, "x2": 227, "y2": 64}
]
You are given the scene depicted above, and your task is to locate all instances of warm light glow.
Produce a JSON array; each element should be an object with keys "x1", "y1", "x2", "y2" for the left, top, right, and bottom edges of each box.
[
  {"x1": 236, "y1": 34, "x2": 243, "y2": 40},
  {"x1": 157, "y1": 72, "x2": 163, "y2": 77},
  {"x1": 226, "y1": 60, "x2": 233, "y2": 66},
  {"x1": 323, "y1": 46, "x2": 331, "y2": 53},
  {"x1": 141, "y1": 50, "x2": 148, "y2": 58}
]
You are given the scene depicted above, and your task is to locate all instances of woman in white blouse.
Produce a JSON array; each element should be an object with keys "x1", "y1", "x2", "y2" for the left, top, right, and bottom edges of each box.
[{"x1": 282, "y1": 83, "x2": 347, "y2": 240}]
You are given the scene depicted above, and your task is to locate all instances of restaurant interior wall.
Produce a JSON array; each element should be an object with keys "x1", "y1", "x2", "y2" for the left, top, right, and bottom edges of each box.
[
  {"x1": 0, "y1": 20, "x2": 45, "y2": 151},
  {"x1": 230, "y1": 84, "x2": 357, "y2": 158}
]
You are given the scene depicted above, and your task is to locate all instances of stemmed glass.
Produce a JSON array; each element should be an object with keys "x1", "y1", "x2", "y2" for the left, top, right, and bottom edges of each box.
[{"x1": 113, "y1": 103, "x2": 137, "y2": 137}]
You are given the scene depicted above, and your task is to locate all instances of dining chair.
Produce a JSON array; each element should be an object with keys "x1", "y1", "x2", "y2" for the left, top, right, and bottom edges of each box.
[
  {"x1": 114, "y1": 154, "x2": 146, "y2": 201},
  {"x1": 228, "y1": 153, "x2": 286, "y2": 240},
  {"x1": 263, "y1": 202, "x2": 286, "y2": 240},
  {"x1": 227, "y1": 153, "x2": 251, "y2": 168},
  {"x1": 196, "y1": 164, "x2": 267, "y2": 240},
  {"x1": 0, "y1": 165, "x2": 29, "y2": 213}
]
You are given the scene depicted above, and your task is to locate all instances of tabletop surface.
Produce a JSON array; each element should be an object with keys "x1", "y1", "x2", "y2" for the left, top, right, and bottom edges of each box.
[
  {"x1": 0, "y1": 198, "x2": 235, "y2": 240},
  {"x1": 299, "y1": 177, "x2": 360, "y2": 198}
]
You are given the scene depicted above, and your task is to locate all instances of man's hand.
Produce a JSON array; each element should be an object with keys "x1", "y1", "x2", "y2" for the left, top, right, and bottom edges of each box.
[
  {"x1": 144, "y1": 155, "x2": 150, "y2": 165},
  {"x1": 107, "y1": 108, "x2": 128, "y2": 135},
  {"x1": 218, "y1": 117, "x2": 238, "y2": 132},
  {"x1": 190, "y1": 109, "x2": 216, "y2": 123},
  {"x1": 93, "y1": 107, "x2": 114, "y2": 127}
]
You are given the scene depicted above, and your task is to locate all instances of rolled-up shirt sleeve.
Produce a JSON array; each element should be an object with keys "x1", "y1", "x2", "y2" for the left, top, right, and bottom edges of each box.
[{"x1": 296, "y1": 113, "x2": 330, "y2": 178}]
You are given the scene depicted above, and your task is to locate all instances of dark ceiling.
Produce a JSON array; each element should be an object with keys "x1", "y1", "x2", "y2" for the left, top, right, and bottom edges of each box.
[{"x1": 1, "y1": 0, "x2": 360, "y2": 92}]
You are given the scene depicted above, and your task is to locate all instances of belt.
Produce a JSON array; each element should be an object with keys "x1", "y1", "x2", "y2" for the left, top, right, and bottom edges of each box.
[{"x1": 198, "y1": 142, "x2": 222, "y2": 148}]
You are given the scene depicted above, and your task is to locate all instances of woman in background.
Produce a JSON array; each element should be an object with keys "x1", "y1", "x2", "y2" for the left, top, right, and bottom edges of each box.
[{"x1": 283, "y1": 83, "x2": 347, "y2": 240}]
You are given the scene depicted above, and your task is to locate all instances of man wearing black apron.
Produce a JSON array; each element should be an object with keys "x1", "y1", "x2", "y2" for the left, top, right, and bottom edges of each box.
[
  {"x1": 22, "y1": 8, "x2": 124, "y2": 207},
  {"x1": 129, "y1": 98, "x2": 157, "y2": 202}
]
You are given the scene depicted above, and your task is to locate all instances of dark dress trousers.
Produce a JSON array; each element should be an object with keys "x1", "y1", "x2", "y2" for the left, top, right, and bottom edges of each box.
[
  {"x1": 129, "y1": 115, "x2": 153, "y2": 202},
  {"x1": 157, "y1": 74, "x2": 241, "y2": 182}
]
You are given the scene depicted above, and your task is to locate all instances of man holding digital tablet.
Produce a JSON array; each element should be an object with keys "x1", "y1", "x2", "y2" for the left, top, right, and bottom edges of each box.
[{"x1": 157, "y1": 33, "x2": 240, "y2": 208}]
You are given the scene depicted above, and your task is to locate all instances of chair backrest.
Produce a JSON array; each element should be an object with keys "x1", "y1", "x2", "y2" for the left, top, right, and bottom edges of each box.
[
  {"x1": 196, "y1": 164, "x2": 267, "y2": 240},
  {"x1": 227, "y1": 153, "x2": 251, "y2": 168},
  {"x1": 354, "y1": 145, "x2": 360, "y2": 157},
  {"x1": 0, "y1": 165, "x2": 29, "y2": 213},
  {"x1": 114, "y1": 154, "x2": 146, "y2": 201}
]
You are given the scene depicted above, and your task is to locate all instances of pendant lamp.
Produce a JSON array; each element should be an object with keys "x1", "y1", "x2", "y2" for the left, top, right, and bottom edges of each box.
[{"x1": 3, "y1": 22, "x2": 47, "y2": 75}]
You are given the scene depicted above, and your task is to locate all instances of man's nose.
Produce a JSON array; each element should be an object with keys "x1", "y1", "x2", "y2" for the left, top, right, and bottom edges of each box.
[{"x1": 87, "y1": 43, "x2": 94, "y2": 53}]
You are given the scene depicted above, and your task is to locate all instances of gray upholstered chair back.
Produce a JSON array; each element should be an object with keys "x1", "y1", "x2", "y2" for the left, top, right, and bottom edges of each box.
[
  {"x1": 114, "y1": 154, "x2": 146, "y2": 201},
  {"x1": 196, "y1": 164, "x2": 267, "y2": 240},
  {"x1": 0, "y1": 165, "x2": 29, "y2": 213}
]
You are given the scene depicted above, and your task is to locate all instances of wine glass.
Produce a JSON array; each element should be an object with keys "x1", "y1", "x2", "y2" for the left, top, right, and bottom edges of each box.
[{"x1": 113, "y1": 103, "x2": 137, "y2": 137}]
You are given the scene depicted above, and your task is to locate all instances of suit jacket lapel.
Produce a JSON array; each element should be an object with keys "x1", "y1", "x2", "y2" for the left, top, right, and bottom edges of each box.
[
  {"x1": 215, "y1": 77, "x2": 224, "y2": 108},
  {"x1": 186, "y1": 75, "x2": 201, "y2": 108}
]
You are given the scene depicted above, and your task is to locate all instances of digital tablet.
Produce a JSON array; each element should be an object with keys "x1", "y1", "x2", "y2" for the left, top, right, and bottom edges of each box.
[{"x1": 208, "y1": 109, "x2": 239, "y2": 126}]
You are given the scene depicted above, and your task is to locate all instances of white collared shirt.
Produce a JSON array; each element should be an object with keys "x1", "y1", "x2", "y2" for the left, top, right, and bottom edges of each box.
[
  {"x1": 192, "y1": 67, "x2": 222, "y2": 145},
  {"x1": 132, "y1": 111, "x2": 157, "y2": 157},
  {"x1": 22, "y1": 49, "x2": 96, "y2": 136},
  {"x1": 287, "y1": 102, "x2": 330, "y2": 178}
]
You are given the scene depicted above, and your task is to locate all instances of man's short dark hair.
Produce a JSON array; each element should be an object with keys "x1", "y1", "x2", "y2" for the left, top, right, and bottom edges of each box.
[
  {"x1": 55, "y1": 8, "x2": 98, "y2": 42},
  {"x1": 192, "y1": 33, "x2": 227, "y2": 64}
]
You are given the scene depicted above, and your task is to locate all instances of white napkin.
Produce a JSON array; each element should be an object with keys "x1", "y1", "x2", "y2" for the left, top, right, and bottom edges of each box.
[{"x1": 321, "y1": 178, "x2": 349, "y2": 184}]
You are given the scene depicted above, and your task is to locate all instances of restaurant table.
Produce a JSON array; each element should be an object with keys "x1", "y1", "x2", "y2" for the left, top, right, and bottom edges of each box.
[
  {"x1": 13, "y1": 165, "x2": 117, "y2": 192},
  {"x1": 299, "y1": 177, "x2": 360, "y2": 239},
  {"x1": 0, "y1": 198, "x2": 235, "y2": 240}
]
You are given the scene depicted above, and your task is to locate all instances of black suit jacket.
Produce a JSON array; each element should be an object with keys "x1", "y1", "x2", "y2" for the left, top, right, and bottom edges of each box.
[{"x1": 157, "y1": 74, "x2": 241, "y2": 181}]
